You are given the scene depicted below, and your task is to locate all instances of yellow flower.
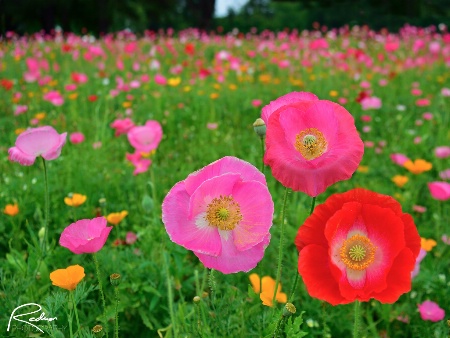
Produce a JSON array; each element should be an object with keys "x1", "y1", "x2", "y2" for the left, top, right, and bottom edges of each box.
[
  {"x1": 50, "y1": 265, "x2": 85, "y2": 291},
  {"x1": 122, "y1": 101, "x2": 132, "y2": 108},
  {"x1": 64, "y1": 193, "x2": 87, "y2": 207},
  {"x1": 49, "y1": 80, "x2": 58, "y2": 87},
  {"x1": 15, "y1": 128, "x2": 26, "y2": 135},
  {"x1": 168, "y1": 77, "x2": 181, "y2": 87},
  {"x1": 329, "y1": 90, "x2": 339, "y2": 97},
  {"x1": 28, "y1": 92, "x2": 35, "y2": 98},
  {"x1": 35, "y1": 112, "x2": 46, "y2": 120},
  {"x1": 228, "y1": 84, "x2": 237, "y2": 90},
  {"x1": 249, "y1": 273, "x2": 287, "y2": 307},
  {"x1": 4, "y1": 203, "x2": 19, "y2": 216},
  {"x1": 213, "y1": 83, "x2": 221, "y2": 90},
  {"x1": 68, "y1": 93, "x2": 78, "y2": 100},
  {"x1": 210, "y1": 93, "x2": 219, "y2": 99},
  {"x1": 309, "y1": 74, "x2": 316, "y2": 81},
  {"x1": 258, "y1": 74, "x2": 271, "y2": 84},
  {"x1": 421, "y1": 237, "x2": 437, "y2": 252},
  {"x1": 357, "y1": 165, "x2": 369, "y2": 173},
  {"x1": 403, "y1": 159, "x2": 432, "y2": 174},
  {"x1": 392, "y1": 175, "x2": 408, "y2": 188},
  {"x1": 106, "y1": 211, "x2": 129, "y2": 225},
  {"x1": 183, "y1": 86, "x2": 191, "y2": 92}
]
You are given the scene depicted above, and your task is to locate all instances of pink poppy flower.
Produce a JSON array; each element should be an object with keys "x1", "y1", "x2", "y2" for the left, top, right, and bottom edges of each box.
[
  {"x1": 418, "y1": 301, "x2": 445, "y2": 322},
  {"x1": 412, "y1": 205, "x2": 427, "y2": 213},
  {"x1": 71, "y1": 72, "x2": 88, "y2": 84},
  {"x1": 59, "y1": 217, "x2": 113, "y2": 254},
  {"x1": 154, "y1": 74, "x2": 167, "y2": 86},
  {"x1": 127, "y1": 120, "x2": 163, "y2": 152},
  {"x1": 126, "y1": 232, "x2": 138, "y2": 245},
  {"x1": 441, "y1": 88, "x2": 450, "y2": 97},
  {"x1": 251, "y1": 99, "x2": 262, "y2": 107},
  {"x1": 411, "y1": 248, "x2": 426, "y2": 279},
  {"x1": 69, "y1": 132, "x2": 85, "y2": 144},
  {"x1": 14, "y1": 105, "x2": 28, "y2": 116},
  {"x1": 43, "y1": 90, "x2": 64, "y2": 106},
  {"x1": 162, "y1": 156, "x2": 274, "y2": 273},
  {"x1": 264, "y1": 95, "x2": 364, "y2": 196},
  {"x1": 415, "y1": 98, "x2": 430, "y2": 107},
  {"x1": 422, "y1": 112, "x2": 433, "y2": 120},
  {"x1": 110, "y1": 118, "x2": 135, "y2": 136},
  {"x1": 427, "y1": 182, "x2": 450, "y2": 201},
  {"x1": 261, "y1": 91, "x2": 318, "y2": 125},
  {"x1": 435, "y1": 146, "x2": 450, "y2": 159},
  {"x1": 8, "y1": 126, "x2": 67, "y2": 166},
  {"x1": 439, "y1": 169, "x2": 450, "y2": 180},
  {"x1": 360, "y1": 96, "x2": 382, "y2": 110},
  {"x1": 207, "y1": 122, "x2": 218, "y2": 130},
  {"x1": 390, "y1": 153, "x2": 410, "y2": 166}
]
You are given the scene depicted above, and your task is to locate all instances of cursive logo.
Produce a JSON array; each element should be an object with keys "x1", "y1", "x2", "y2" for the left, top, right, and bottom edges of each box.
[{"x1": 7, "y1": 303, "x2": 57, "y2": 333}]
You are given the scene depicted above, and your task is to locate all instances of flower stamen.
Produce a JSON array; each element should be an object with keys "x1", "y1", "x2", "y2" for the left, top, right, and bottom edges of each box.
[
  {"x1": 205, "y1": 195, "x2": 242, "y2": 231},
  {"x1": 340, "y1": 234, "x2": 376, "y2": 271},
  {"x1": 294, "y1": 128, "x2": 327, "y2": 160}
]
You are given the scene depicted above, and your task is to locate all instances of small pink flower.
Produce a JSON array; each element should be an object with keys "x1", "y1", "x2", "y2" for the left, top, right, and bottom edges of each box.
[
  {"x1": 263, "y1": 93, "x2": 363, "y2": 196},
  {"x1": 59, "y1": 217, "x2": 113, "y2": 254},
  {"x1": 442, "y1": 234, "x2": 450, "y2": 245},
  {"x1": 65, "y1": 84, "x2": 77, "y2": 91},
  {"x1": 411, "y1": 88, "x2": 422, "y2": 96},
  {"x1": 422, "y1": 112, "x2": 433, "y2": 120},
  {"x1": 71, "y1": 72, "x2": 88, "y2": 84},
  {"x1": 390, "y1": 153, "x2": 410, "y2": 166},
  {"x1": 127, "y1": 120, "x2": 163, "y2": 152},
  {"x1": 154, "y1": 74, "x2": 167, "y2": 86},
  {"x1": 360, "y1": 96, "x2": 382, "y2": 110},
  {"x1": 362, "y1": 126, "x2": 371, "y2": 133},
  {"x1": 441, "y1": 88, "x2": 450, "y2": 97},
  {"x1": 338, "y1": 97, "x2": 348, "y2": 105},
  {"x1": 8, "y1": 126, "x2": 67, "y2": 166},
  {"x1": 411, "y1": 248, "x2": 427, "y2": 279},
  {"x1": 69, "y1": 132, "x2": 85, "y2": 144},
  {"x1": 415, "y1": 98, "x2": 430, "y2": 107},
  {"x1": 414, "y1": 136, "x2": 422, "y2": 144},
  {"x1": 428, "y1": 182, "x2": 450, "y2": 201},
  {"x1": 378, "y1": 79, "x2": 388, "y2": 86},
  {"x1": 439, "y1": 169, "x2": 450, "y2": 180},
  {"x1": 207, "y1": 122, "x2": 218, "y2": 130},
  {"x1": 110, "y1": 118, "x2": 135, "y2": 137},
  {"x1": 43, "y1": 90, "x2": 64, "y2": 106},
  {"x1": 30, "y1": 118, "x2": 40, "y2": 125},
  {"x1": 126, "y1": 232, "x2": 138, "y2": 245},
  {"x1": 418, "y1": 300, "x2": 445, "y2": 322},
  {"x1": 364, "y1": 141, "x2": 374, "y2": 148},
  {"x1": 251, "y1": 99, "x2": 262, "y2": 107},
  {"x1": 435, "y1": 146, "x2": 450, "y2": 159},
  {"x1": 361, "y1": 115, "x2": 372, "y2": 122},
  {"x1": 360, "y1": 81, "x2": 371, "y2": 89},
  {"x1": 126, "y1": 152, "x2": 152, "y2": 175},
  {"x1": 92, "y1": 141, "x2": 102, "y2": 149},
  {"x1": 14, "y1": 105, "x2": 28, "y2": 116},
  {"x1": 162, "y1": 156, "x2": 274, "y2": 273},
  {"x1": 412, "y1": 205, "x2": 427, "y2": 213}
]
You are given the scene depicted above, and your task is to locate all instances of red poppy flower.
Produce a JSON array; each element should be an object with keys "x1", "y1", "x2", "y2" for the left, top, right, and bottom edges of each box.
[
  {"x1": 1, "y1": 79, "x2": 14, "y2": 91},
  {"x1": 295, "y1": 188, "x2": 420, "y2": 305},
  {"x1": 88, "y1": 95, "x2": 98, "y2": 102}
]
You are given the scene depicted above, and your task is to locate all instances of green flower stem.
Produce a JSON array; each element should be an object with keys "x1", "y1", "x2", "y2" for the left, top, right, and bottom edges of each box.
[
  {"x1": 272, "y1": 187, "x2": 290, "y2": 306},
  {"x1": 164, "y1": 252, "x2": 177, "y2": 336},
  {"x1": 260, "y1": 137, "x2": 265, "y2": 175},
  {"x1": 93, "y1": 253, "x2": 109, "y2": 338},
  {"x1": 70, "y1": 290, "x2": 81, "y2": 334},
  {"x1": 289, "y1": 196, "x2": 316, "y2": 302},
  {"x1": 42, "y1": 157, "x2": 49, "y2": 256},
  {"x1": 150, "y1": 164, "x2": 158, "y2": 223},
  {"x1": 114, "y1": 286, "x2": 119, "y2": 338},
  {"x1": 353, "y1": 300, "x2": 361, "y2": 338}
]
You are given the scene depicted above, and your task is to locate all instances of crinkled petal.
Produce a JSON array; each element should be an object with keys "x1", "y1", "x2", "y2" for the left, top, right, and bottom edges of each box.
[{"x1": 8, "y1": 146, "x2": 37, "y2": 165}]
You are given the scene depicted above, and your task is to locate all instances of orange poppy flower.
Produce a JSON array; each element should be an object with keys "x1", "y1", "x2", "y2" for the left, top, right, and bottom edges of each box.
[
  {"x1": 50, "y1": 265, "x2": 85, "y2": 291},
  {"x1": 392, "y1": 175, "x2": 408, "y2": 188},
  {"x1": 4, "y1": 203, "x2": 19, "y2": 216},
  {"x1": 64, "y1": 193, "x2": 87, "y2": 207},
  {"x1": 421, "y1": 237, "x2": 437, "y2": 252},
  {"x1": 403, "y1": 159, "x2": 432, "y2": 174},
  {"x1": 106, "y1": 211, "x2": 128, "y2": 225},
  {"x1": 249, "y1": 273, "x2": 287, "y2": 307}
]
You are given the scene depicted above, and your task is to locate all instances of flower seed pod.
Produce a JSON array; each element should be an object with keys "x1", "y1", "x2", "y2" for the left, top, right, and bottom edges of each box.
[
  {"x1": 110, "y1": 273, "x2": 121, "y2": 287},
  {"x1": 283, "y1": 302, "x2": 297, "y2": 317},
  {"x1": 253, "y1": 118, "x2": 266, "y2": 138}
]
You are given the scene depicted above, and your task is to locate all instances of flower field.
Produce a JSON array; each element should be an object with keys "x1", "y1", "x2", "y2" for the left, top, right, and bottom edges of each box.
[{"x1": 0, "y1": 25, "x2": 449, "y2": 337}]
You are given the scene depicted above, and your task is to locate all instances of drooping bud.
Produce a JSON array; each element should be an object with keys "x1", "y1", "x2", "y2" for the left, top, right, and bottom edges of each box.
[{"x1": 253, "y1": 118, "x2": 266, "y2": 138}]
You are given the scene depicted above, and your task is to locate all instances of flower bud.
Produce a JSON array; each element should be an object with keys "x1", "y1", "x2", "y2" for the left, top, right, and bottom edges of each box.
[
  {"x1": 193, "y1": 296, "x2": 201, "y2": 304},
  {"x1": 92, "y1": 325, "x2": 105, "y2": 337},
  {"x1": 253, "y1": 118, "x2": 266, "y2": 138},
  {"x1": 110, "y1": 273, "x2": 121, "y2": 287},
  {"x1": 283, "y1": 302, "x2": 297, "y2": 317},
  {"x1": 38, "y1": 227, "x2": 45, "y2": 240}
]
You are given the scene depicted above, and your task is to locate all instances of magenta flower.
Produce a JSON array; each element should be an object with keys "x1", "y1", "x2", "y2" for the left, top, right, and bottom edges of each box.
[
  {"x1": 43, "y1": 90, "x2": 64, "y2": 106},
  {"x1": 360, "y1": 96, "x2": 382, "y2": 110},
  {"x1": 428, "y1": 182, "x2": 450, "y2": 201},
  {"x1": 127, "y1": 120, "x2": 163, "y2": 152},
  {"x1": 110, "y1": 118, "x2": 135, "y2": 136},
  {"x1": 263, "y1": 93, "x2": 364, "y2": 196},
  {"x1": 8, "y1": 126, "x2": 67, "y2": 166},
  {"x1": 59, "y1": 217, "x2": 113, "y2": 254},
  {"x1": 154, "y1": 74, "x2": 167, "y2": 86},
  {"x1": 411, "y1": 248, "x2": 426, "y2": 279},
  {"x1": 418, "y1": 300, "x2": 446, "y2": 322},
  {"x1": 435, "y1": 146, "x2": 450, "y2": 159},
  {"x1": 126, "y1": 152, "x2": 152, "y2": 175},
  {"x1": 69, "y1": 132, "x2": 85, "y2": 144},
  {"x1": 14, "y1": 105, "x2": 28, "y2": 116},
  {"x1": 390, "y1": 153, "x2": 410, "y2": 166},
  {"x1": 439, "y1": 169, "x2": 450, "y2": 180},
  {"x1": 162, "y1": 156, "x2": 274, "y2": 274}
]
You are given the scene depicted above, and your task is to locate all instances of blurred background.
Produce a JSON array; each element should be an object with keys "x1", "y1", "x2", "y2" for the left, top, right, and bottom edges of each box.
[{"x1": 1, "y1": 0, "x2": 450, "y2": 35}]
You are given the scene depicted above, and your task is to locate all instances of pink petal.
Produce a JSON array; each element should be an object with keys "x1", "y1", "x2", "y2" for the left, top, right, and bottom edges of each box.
[{"x1": 8, "y1": 146, "x2": 37, "y2": 165}]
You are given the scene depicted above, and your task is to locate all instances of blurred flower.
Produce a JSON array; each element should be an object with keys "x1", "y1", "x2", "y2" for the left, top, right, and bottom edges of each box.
[
  {"x1": 167, "y1": 77, "x2": 181, "y2": 86},
  {"x1": 412, "y1": 205, "x2": 427, "y2": 213},
  {"x1": 50, "y1": 265, "x2": 85, "y2": 291},
  {"x1": 439, "y1": 169, "x2": 450, "y2": 180},
  {"x1": 249, "y1": 273, "x2": 287, "y2": 307},
  {"x1": 14, "y1": 105, "x2": 28, "y2": 116},
  {"x1": 106, "y1": 211, "x2": 128, "y2": 225},
  {"x1": 110, "y1": 118, "x2": 135, "y2": 137},
  {"x1": 390, "y1": 153, "x2": 410, "y2": 166},
  {"x1": 392, "y1": 175, "x2": 408, "y2": 188},
  {"x1": 126, "y1": 232, "x2": 138, "y2": 245},
  {"x1": 207, "y1": 122, "x2": 218, "y2": 130},
  {"x1": 357, "y1": 165, "x2": 369, "y2": 173},
  {"x1": 8, "y1": 126, "x2": 67, "y2": 166},
  {"x1": 127, "y1": 120, "x2": 163, "y2": 153},
  {"x1": 3, "y1": 203, "x2": 19, "y2": 216},
  {"x1": 403, "y1": 159, "x2": 432, "y2": 174},
  {"x1": 418, "y1": 300, "x2": 445, "y2": 322},
  {"x1": 59, "y1": 217, "x2": 113, "y2": 254},
  {"x1": 69, "y1": 132, "x2": 85, "y2": 144},
  {"x1": 420, "y1": 237, "x2": 437, "y2": 252},
  {"x1": 154, "y1": 74, "x2": 167, "y2": 86},
  {"x1": 162, "y1": 156, "x2": 273, "y2": 274},
  {"x1": 411, "y1": 248, "x2": 426, "y2": 279},
  {"x1": 43, "y1": 90, "x2": 64, "y2": 106},
  {"x1": 415, "y1": 98, "x2": 430, "y2": 107},
  {"x1": 442, "y1": 234, "x2": 450, "y2": 245},
  {"x1": 360, "y1": 96, "x2": 382, "y2": 110},
  {"x1": 422, "y1": 112, "x2": 433, "y2": 120},
  {"x1": 263, "y1": 92, "x2": 363, "y2": 196},
  {"x1": 427, "y1": 182, "x2": 450, "y2": 201},
  {"x1": 64, "y1": 193, "x2": 87, "y2": 207},
  {"x1": 435, "y1": 146, "x2": 450, "y2": 159},
  {"x1": 295, "y1": 188, "x2": 420, "y2": 305},
  {"x1": 251, "y1": 99, "x2": 262, "y2": 107}
]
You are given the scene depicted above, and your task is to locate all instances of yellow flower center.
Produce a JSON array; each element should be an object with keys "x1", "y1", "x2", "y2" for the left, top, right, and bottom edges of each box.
[
  {"x1": 339, "y1": 234, "x2": 376, "y2": 271},
  {"x1": 294, "y1": 128, "x2": 327, "y2": 160},
  {"x1": 205, "y1": 195, "x2": 242, "y2": 231}
]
